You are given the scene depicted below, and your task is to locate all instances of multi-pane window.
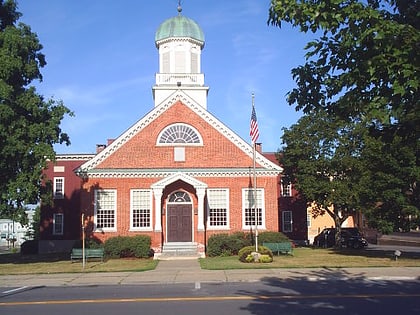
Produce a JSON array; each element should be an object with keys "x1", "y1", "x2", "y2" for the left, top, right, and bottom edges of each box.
[
  {"x1": 95, "y1": 190, "x2": 116, "y2": 230},
  {"x1": 242, "y1": 188, "x2": 264, "y2": 229},
  {"x1": 281, "y1": 181, "x2": 292, "y2": 197},
  {"x1": 282, "y1": 211, "x2": 293, "y2": 232},
  {"x1": 53, "y1": 177, "x2": 64, "y2": 199},
  {"x1": 53, "y1": 213, "x2": 64, "y2": 235},
  {"x1": 307, "y1": 211, "x2": 312, "y2": 228},
  {"x1": 207, "y1": 189, "x2": 229, "y2": 228},
  {"x1": 131, "y1": 190, "x2": 152, "y2": 230},
  {"x1": 158, "y1": 123, "x2": 202, "y2": 145}
]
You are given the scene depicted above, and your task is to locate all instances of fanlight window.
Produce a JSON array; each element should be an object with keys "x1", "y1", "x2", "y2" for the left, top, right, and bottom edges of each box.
[
  {"x1": 157, "y1": 123, "x2": 202, "y2": 145},
  {"x1": 169, "y1": 191, "x2": 191, "y2": 203}
]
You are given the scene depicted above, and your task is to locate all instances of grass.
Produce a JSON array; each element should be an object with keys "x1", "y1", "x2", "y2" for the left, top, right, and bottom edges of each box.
[
  {"x1": 0, "y1": 252, "x2": 158, "y2": 275},
  {"x1": 199, "y1": 247, "x2": 420, "y2": 270},
  {"x1": 1, "y1": 247, "x2": 419, "y2": 275}
]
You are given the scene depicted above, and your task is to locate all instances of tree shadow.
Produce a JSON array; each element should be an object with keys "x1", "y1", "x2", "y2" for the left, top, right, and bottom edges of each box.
[
  {"x1": 235, "y1": 268, "x2": 420, "y2": 314},
  {"x1": 332, "y1": 246, "x2": 420, "y2": 260}
]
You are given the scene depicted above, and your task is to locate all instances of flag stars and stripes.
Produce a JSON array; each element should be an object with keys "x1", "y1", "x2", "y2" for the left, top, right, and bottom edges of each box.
[{"x1": 250, "y1": 95, "x2": 259, "y2": 144}]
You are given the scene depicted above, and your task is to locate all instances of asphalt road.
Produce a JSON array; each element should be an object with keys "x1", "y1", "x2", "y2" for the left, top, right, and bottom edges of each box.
[{"x1": 1, "y1": 278, "x2": 420, "y2": 315}]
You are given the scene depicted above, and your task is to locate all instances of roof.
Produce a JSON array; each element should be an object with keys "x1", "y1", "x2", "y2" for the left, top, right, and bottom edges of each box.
[
  {"x1": 155, "y1": 15, "x2": 204, "y2": 44},
  {"x1": 76, "y1": 90, "x2": 283, "y2": 176}
]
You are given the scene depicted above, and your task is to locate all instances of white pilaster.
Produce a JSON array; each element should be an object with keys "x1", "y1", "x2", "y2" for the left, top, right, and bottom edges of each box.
[
  {"x1": 153, "y1": 188, "x2": 163, "y2": 231},
  {"x1": 197, "y1": 188, "x2": 205, "y2": 231}
]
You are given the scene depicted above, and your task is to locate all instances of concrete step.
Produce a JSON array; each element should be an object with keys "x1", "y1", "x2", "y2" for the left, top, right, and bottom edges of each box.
[{"x1": 159, "y1": 242, "x2": 203, "y2": 260}]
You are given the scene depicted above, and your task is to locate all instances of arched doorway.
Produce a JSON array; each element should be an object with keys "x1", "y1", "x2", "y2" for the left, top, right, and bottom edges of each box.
[{"x1": 166, "y1": 191, "x2": 193, "y2": 242}]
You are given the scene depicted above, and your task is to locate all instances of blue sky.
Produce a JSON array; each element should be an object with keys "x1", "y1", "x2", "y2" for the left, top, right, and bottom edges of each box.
[{"x1": 17, "y1": 0, "x2": 313, "y2": 153}]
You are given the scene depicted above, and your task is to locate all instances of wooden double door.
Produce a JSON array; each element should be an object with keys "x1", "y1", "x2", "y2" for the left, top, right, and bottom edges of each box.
[{"x1": 167, "y1": 204, "x2": 192, "y2": 242}]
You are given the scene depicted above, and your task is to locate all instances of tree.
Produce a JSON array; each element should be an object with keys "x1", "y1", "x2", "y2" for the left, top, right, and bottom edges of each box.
[
  {"x1": 269, "y1": 0, "x2": 419, "y2": 233},
  {"x1": 0, "y1": 0, "x2": 72, "y2": 223},
  {"x1": 279, "y1": 110, "x2": 367, "y2": 244}
]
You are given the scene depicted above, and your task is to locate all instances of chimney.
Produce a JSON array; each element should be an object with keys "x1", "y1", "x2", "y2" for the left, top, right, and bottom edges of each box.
[
  {"x1": 255, "y1": 143, "x2": 262, "y2": 153},
  {"x1": 107, "y1": 139, "x2": 115, "y2": 145},
  {"x1": 96, "y1": 144, "x2": 106, "y2": 154}
]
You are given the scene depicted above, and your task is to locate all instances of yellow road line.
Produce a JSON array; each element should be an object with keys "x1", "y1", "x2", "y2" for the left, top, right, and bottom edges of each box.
[{"x1": 1, "y1": 293, "x2": 420, "y2": 307}]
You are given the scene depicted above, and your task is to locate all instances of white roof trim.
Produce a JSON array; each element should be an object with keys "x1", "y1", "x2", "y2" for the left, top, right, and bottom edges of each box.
[
  {"x1": 151, "y1": 172, "x2": 207, "y2": 190},
  {"x1": 77, "y1": 90, "x2": 282, "y2": 173}
]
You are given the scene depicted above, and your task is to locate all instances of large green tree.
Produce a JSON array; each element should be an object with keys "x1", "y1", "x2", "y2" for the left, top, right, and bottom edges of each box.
[
  {"x1": 0, "y1": 0, "x2": 72, "y2": 223},
  {"x1": 269, "y1": 0, "x2": 419, "y2": 232},
  {"x1": 279, "y1": 111, "x2": 367, "y2": 232}
]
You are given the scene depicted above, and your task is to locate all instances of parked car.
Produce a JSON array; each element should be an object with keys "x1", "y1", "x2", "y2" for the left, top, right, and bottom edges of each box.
[{"x1": 313, "y1": 227, "x2": 368, "y2": 249}]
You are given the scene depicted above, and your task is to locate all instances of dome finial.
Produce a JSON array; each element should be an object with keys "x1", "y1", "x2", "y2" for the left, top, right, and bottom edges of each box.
[{"x1": 177, "y1": 0, "x2": 182, "y2": 15}]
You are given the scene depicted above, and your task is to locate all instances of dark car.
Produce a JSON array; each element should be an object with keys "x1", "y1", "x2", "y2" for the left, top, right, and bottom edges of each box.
[{"x1": 313, "y1": 227, "x2": 368, "y2": 249}]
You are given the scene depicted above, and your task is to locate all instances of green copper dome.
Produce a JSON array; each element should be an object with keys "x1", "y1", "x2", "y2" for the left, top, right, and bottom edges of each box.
[{"x1": 155, "y1": 15, "x2": 204, "y2": 44}]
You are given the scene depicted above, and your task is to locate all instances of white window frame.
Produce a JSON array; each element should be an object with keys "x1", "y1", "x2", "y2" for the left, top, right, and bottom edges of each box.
[
  {"x1": 130, "y1": 189, "x2": 153, "y2": 231},
  {"x1": 281, "y1": 181, "x2": 292, "y2": 197},
  {"x1": 53, "y1": 177, "x2": 64, "y2": 199},
  {"x1": 206, "y1": 188, "x2": 229, "y2": 230},
  {"x1": 282, "y1": 211, "x2": 293, "y2": 233},
  {"x1": 94, "y1": 189, "x2": 117, "y2": 231},
  {"x1": 157, "y1": 123, "x2": 203, "y2": 146},
  {"x1": 307, "y1": 211, "x2": 312, "y2": 228},
  {"x1": 53, "y1": 213, "x2": 64, "y2": 235},
  {"x1": 242, "y1": 188, "x2": 265, "y2": 229}
]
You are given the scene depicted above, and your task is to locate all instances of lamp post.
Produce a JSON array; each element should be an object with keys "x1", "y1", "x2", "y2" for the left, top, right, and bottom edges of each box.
[{"x1": 81, "y1": 213, "x2": 85, "y2": 269}]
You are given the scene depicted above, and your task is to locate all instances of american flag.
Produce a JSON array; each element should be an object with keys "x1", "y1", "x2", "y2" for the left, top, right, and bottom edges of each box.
[{"x1": 250, "y1": 103, "x2": 259, "y2": 144}]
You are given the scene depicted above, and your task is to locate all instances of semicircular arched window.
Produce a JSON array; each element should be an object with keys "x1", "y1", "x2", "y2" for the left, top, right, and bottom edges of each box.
[
  {"x1": 168, "y1": 191, "x2": 191, "y2": 202},
  {"x1": 157, "y1": 123, "x2": 203, "y2": 146}
]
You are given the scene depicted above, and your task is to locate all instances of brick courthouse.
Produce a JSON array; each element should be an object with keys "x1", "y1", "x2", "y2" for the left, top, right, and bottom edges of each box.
[{"x1": 40, "y1": 7, "x2": 285, "y2": 257}]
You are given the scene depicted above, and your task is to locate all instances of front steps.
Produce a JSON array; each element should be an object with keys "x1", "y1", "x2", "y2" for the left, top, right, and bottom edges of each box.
[{"x1": 156, "y1": 242, "x2": 204, "y2": 260}]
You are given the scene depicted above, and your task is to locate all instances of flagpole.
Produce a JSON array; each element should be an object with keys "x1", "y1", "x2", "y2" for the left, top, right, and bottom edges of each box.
[{"x1": 251, "y1": 93, "x2": 258, "y2": 252}]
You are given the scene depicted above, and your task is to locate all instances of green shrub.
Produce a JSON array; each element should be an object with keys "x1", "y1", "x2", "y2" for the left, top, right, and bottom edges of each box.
[
  {"x1": 207, "y1": 232, "x2": 252, "y2": 257},
  {"x1": 245, "y1": 254, "x2": 254, "y2": 263},
  {"x1": 20, "y1": 240, "x2": 38, "y2": 255},
  {"x1": 259, "y1": 254, "x2": 273, "y2": 263},
  {"x1": 104, "y1": 235, "x2": 151, "y2": 258},
  {"x1": 238, "y1": 245, "x2": 273, "y2": 263},
  {"x1": 258, "y1": 231, "x2": 290, "y2": 243}
]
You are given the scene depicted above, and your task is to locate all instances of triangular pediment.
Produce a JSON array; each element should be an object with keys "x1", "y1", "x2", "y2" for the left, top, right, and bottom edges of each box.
[
  {"x1": 76, "y1": 90, "x2": 282, "y2": 176},
  {"x1": 151, "y1": 173, "x2": 207, "y2": 190}
]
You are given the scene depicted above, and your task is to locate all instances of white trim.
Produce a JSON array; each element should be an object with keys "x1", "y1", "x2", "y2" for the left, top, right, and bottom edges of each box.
[
  {"x1": 84, "y1": 168, "x2": 280, "y2": 178},
  {"x1": 130, "y1": 189, "x2": 153, "y2": 231},
  {"x1": 151, "y1": 172, "x2": 207, "y2": 190},
  {"x1": 52, "y1": 213, "x2": 64, "y2": 235},
  {"x1": 94, "y1": 189, "x2": 117, "y2": 232},
  {"x1": 53, "y1": 177, "x2": 64, "y2": 199},
  {"x1": 76, "y1": 91, "x2": 282, "y2": 174},
  {"x1": 206, "y1": 188, "x2": 230, "y2": 230},
  {"x1": 242, "y1": 188, "x2": 266, "y2": 229},
  {"x1": 282, "y1": 211, "x2": 293, "y2": 233},
  {"x1": 156, "y1": 122, "x2": 203, "y2": 146}
]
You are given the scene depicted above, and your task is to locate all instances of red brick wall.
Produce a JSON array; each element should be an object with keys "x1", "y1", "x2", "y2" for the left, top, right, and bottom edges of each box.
[
  {"x1": 80, "y1": 174, "x2": 279, "y2": 249},
  {"x1": 97, "y1": 101, "x2": 256, "y2": 169},
  {"x1": 41, "y1": 158, "x2": 89, "y2": 240}
]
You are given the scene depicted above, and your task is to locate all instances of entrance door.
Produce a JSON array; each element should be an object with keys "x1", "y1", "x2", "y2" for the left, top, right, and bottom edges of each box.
[{"x1": 167, "y1": 204, "x2": 192, "y2": 242}]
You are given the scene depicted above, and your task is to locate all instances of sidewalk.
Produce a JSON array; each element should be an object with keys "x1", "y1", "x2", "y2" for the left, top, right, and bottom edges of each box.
[{"x1": 1, "y1": 259, "x2": 419, "y2": 288}]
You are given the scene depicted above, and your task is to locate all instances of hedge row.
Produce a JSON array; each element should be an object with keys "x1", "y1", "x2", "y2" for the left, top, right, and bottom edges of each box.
[
  {"x1": 207, "y1": 231, "x2": 290, "y2": 257},
  {"x1": 103, "y1": 235, "x2": 152, "y2": 258}
]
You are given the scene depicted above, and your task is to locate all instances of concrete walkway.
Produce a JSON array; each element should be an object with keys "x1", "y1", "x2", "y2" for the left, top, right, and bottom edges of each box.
[{"x1": 1, "y1": 258, "x2": 419, "y2": 288}]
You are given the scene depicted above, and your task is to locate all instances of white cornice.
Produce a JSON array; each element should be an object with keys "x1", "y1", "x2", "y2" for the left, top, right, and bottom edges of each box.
[
  {"x1": 56, "y1": 154, "x2": 95, "y2": 161},
  {"x1": 78, "y1": 168, "x2": 280, "y2": 179}
]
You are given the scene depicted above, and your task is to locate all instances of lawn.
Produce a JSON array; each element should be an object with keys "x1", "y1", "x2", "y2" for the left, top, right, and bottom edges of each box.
[
  {"x1": 199, "y1": 247, "x2": 420, "y2": 270},
  {"x1": 1, "y1": 247, "x2": 419, "y2": 275},
  {"x1": 0, "y1": 252, "x2": 158, "y2": 275}
]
